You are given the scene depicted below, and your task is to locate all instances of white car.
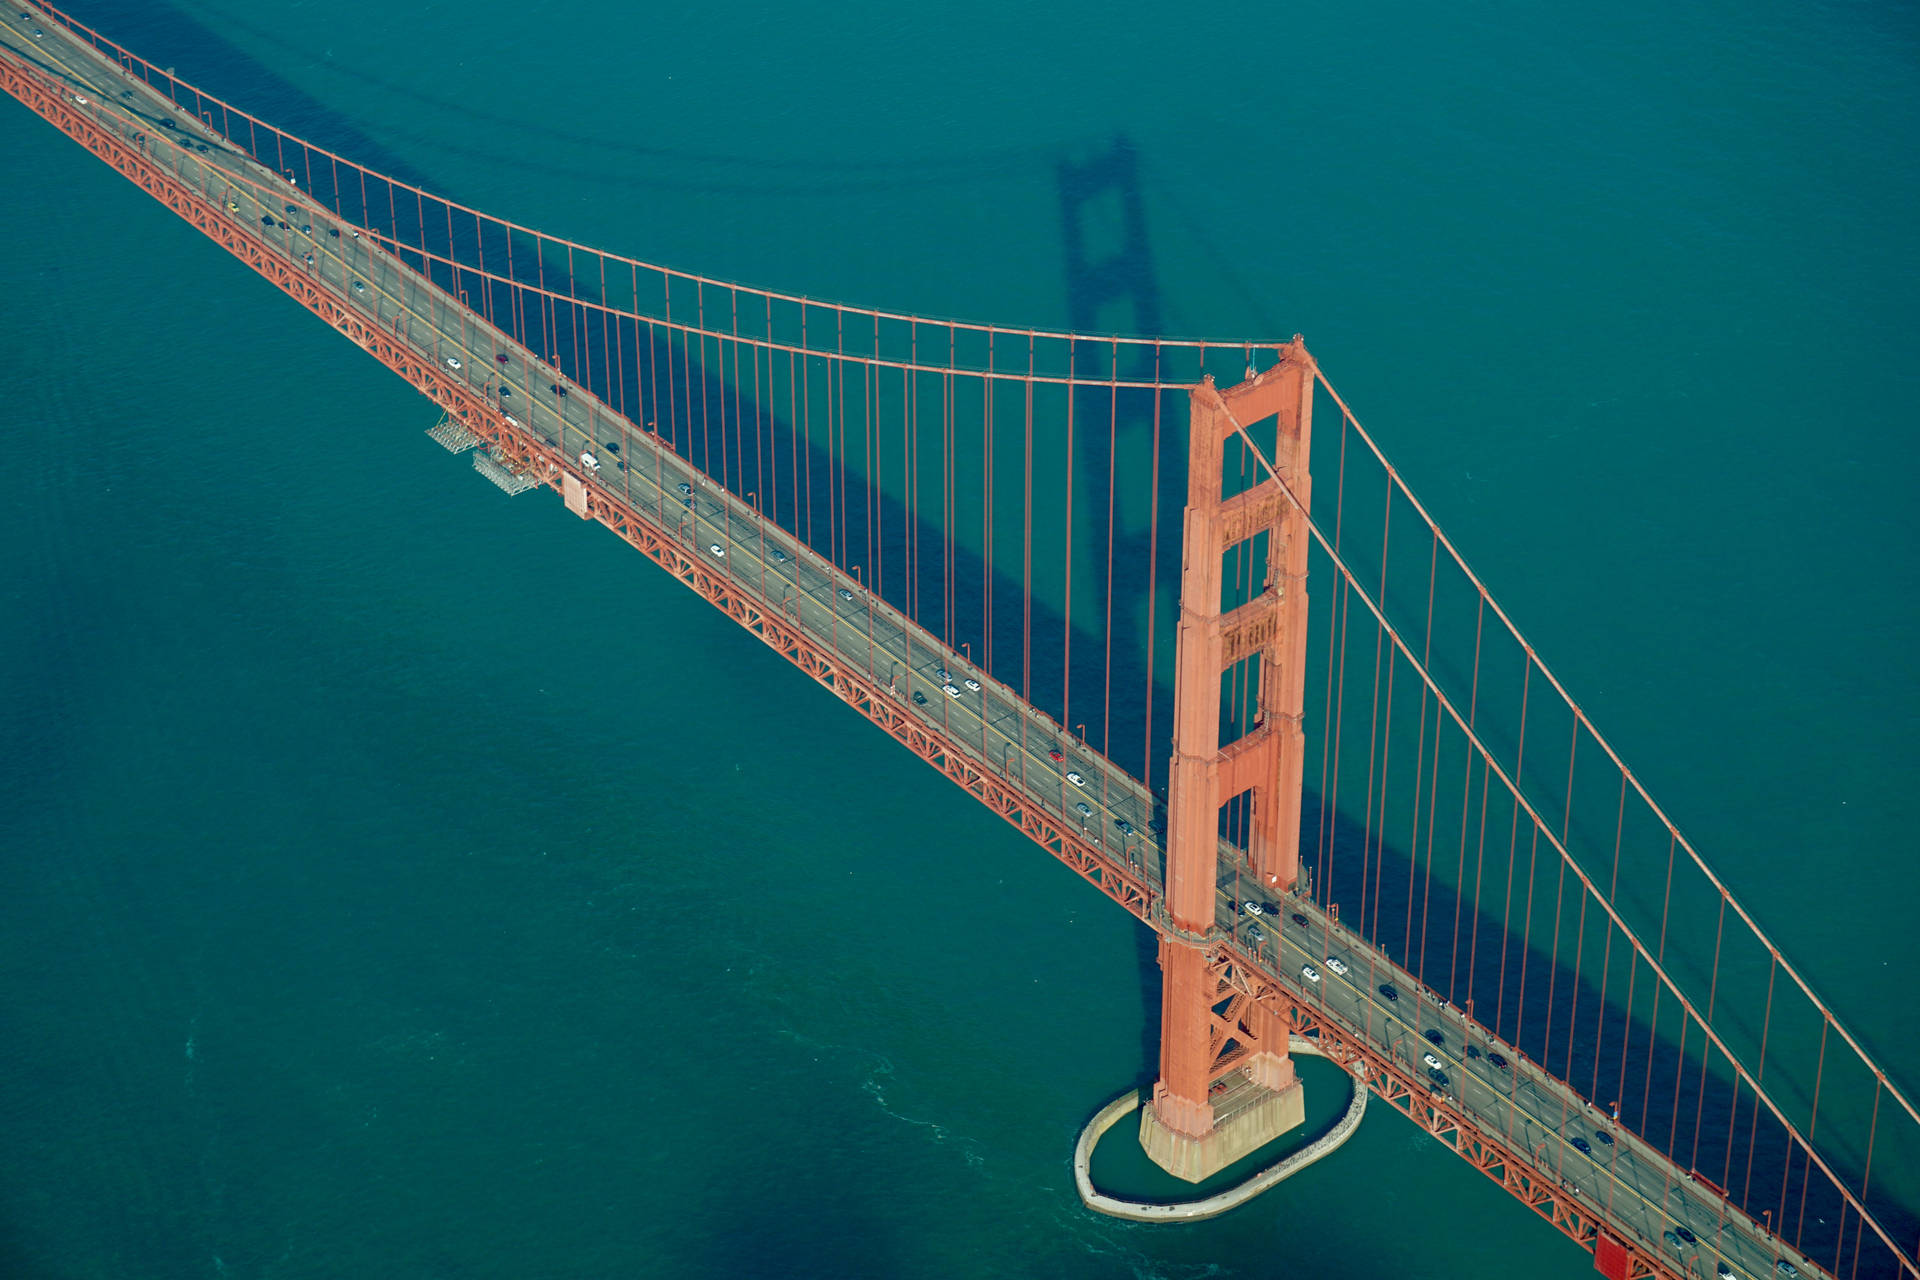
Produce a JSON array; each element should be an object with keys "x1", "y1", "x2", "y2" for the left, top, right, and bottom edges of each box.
[
  {"x1": 578, "y1": 451, "x2": 600, "y2": 472},
  {"x1": 1423, "y1": 1053, "x2": 1444, "y2": 1071},
  {"x1": 963, "y1": 678, "x2": 981, "y2": 691},
  {"x1": 935, "y1": 667, "x2": 952, "y2": 682},
  {"x1": 1300, "y1": 964, "x2": 1321, "y2": 983},
  {"x1": 1241, "y1": 900, "x2": 1266, "y2": 917},
  {"x1": 505, "y1": 415, "x2": 521, "y2": 427},
  {"x1": 707, "y1": 543, "x2": 725, "y2": 558},
  {"x1": 941, "y1": 683, "x2": 962, "y2": 700},
  {"x1": 1065, "y1": 771, "x2": 1086, "y2": 787},
  {"x1": 445, "y1": 357, "x2": 462, "y2": 370},
  {"x1": 1326, "y1": 956, "x2": 1349, "y2": 977},
  {"x1": 1075, "y1": 802, "x2": 1093, "y2": 817}
]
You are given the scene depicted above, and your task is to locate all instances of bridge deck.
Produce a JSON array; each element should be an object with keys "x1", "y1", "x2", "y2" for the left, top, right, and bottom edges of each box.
[{"x1": 0, "y1": 10, "x2": 1844, "y2": 1279}]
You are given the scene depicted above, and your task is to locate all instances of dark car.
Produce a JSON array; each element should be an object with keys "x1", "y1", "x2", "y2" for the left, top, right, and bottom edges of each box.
[
  {"x1": 1426, "y1": 1069, "x2": 1448, "y2": 1090},
  {"x1": 911, "y1": 691, "x2": 928, "y2": 706},
  {"x1": 499, "y1": 386, "x2": 512, "y2": 398},
  {"x1": 1593, "y1": 1129, "x2": 1614, "y2": 1147},
  {"x1": 1114, "y1": 818, "x2": 1134, "y2": 836},
  {"x1": 1291, "y1": 913, "x2": 1309, "y2": 929},
  {"x1": 1464, "y1": 1044, "x2": 1483, "y2": 1060},
  {"x1": 328, "y1": 228, "x2": 341, "y2": 238},
  {"x1": 1378, "y1": 983, "x2": 1399, "y2": 1002},
  {"x1": 260, "y1": 214, "x2": 275, "y2": 226},
  {"x1": 602, "y1": 441, "x2": 619, "y2": 454},
  {"x1": 1571, "y1": 1136, "x2": 1592, "y2": 1155},
  {"x1": 300, "y1": 224, "x2": 311, "y2": 235},
  {"x1": 770, "y1": 548, "x2": 789, "y2": 564},
  {"x1": 1487, "y1": 1052, "x2": 1509, "y2": 1071},
  {"x1": 1674, "y1": 1227, "x2": 1697, "y2": 1246},
  {"x1": 1424, "y1": 1029, "x2": 1446, "y2": 1046},
  {"x1": 284, "y1": 203, "x2": 296, "y2": 214}
]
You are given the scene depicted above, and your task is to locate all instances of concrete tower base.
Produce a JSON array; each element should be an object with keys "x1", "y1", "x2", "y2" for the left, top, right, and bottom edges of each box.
[{"x1": 1139, "y1": 1069, "x2": 1306, "y2": 1183}]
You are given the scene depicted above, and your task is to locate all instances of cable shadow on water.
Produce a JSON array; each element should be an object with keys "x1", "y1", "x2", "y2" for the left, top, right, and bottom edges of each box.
[{"x1": 70, "y1": 0, "x2": 1104, "y2": 199}]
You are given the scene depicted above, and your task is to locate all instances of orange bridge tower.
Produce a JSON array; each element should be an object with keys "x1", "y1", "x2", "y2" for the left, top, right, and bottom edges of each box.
[{"x1": 1140, "y1": 341, "x2": 1315, "y2": 1181}]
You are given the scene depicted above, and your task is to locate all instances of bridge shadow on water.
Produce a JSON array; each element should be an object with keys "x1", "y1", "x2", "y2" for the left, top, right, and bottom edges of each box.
[{"x1": 58, "y1": 7, "x2": 1915, "y2": 1270}]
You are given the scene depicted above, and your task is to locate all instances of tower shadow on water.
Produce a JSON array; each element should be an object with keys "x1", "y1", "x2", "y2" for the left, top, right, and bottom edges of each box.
[{"x1": 1056, "y1": 136, "x2": 1175, "y2": 1089}]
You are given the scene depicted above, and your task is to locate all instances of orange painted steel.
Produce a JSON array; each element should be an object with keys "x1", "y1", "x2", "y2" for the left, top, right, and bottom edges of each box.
[
  {"x1": 3, "y1": 9, "x2": 1911, "y2": 1277},
  {"x1": 568, "y1": 484, "x2": 1159, "y2": 931},
  {"x1": 1212, "y1": 949, "x2": 1682, "y2": 1280},
  {"x1": 1152, "y1": 357, "x2": 1316, "y2": 1143},
  {"x1": 0, "y1": 30, "x2": 1159, "y2": 940},
  {"x1": 25, "y1": 1, "x2": 1275, "y2": 389},
  {"x1": 1213, "y1": 401, "x2": 1916, "y2": 1278},
  {"x1": 1314, "y1": 367, "x2": 1913, "y2": 1156}
]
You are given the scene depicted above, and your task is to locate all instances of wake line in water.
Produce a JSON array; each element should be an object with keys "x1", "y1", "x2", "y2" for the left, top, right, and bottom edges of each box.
[{"x1": 773, "y1": 1026, "x2": 990, "y2": 1169}]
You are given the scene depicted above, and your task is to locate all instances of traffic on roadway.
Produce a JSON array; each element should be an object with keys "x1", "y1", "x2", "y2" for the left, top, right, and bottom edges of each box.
[{"x1": 0, "y1": 12, "x2": 1834, "y2": 1277}]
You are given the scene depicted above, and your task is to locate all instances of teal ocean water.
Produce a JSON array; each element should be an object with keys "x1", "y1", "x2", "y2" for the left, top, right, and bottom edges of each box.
[{"x1": 2, "y1": 1, "x2": 1916, "y2": 1276}]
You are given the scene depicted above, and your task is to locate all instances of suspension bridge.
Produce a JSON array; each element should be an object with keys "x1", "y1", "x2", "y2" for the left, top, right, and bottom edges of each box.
[{"x1": 2, "y1": 6, "x2": 1914, "y2": 1278}]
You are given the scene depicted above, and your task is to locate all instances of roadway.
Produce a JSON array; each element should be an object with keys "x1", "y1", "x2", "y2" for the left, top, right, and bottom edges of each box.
[
  {"x1": 1251, "y1": 891, "x2": 1800, "y2": 1280},
  {"x1": 0, "y1": 11, "x2": 1834, "y2": 1279}
]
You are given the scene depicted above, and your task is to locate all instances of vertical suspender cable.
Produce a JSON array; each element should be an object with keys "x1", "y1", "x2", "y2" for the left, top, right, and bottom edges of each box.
[
  {"x1": 984, "y1": 336, "x2": 996, "y2": 675},
  {"x1": 1062, "y1": 353, "x2": 1075, "y2": 737},
  {"x1": 1141, "y1": 346, "x2": 1162, "y2": 796},
  {"x1": 800, "y1": 308, "x2": 812, "y2": 551},
  {"x1": 1101, "y1": 339, "x2": 1118, "y2": 757},
  {"x1": 1023, "y1": 333, "x2": 1034, "y2": 705},
  {"x1": 662, "y1": 274, "x2": 678, "y2": 456}
]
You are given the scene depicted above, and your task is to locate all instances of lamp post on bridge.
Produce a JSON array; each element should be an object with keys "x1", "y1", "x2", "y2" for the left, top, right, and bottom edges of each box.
[
  {"x1": 850, "y1": 565, "x2": 874, "y2": 675},
  {"x1": 747, "y1": 492, "x2": 763, "y2": 597}
]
